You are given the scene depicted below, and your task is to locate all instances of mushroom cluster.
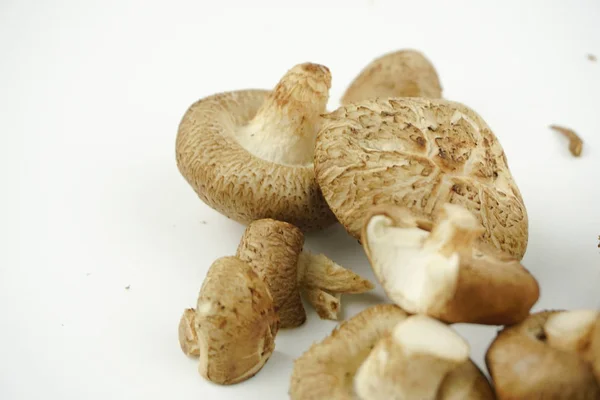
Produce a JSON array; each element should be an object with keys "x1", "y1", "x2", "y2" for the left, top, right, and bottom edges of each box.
[
  {"x1": 178, "y1": 218, "x2": 373, "y2": 383},
  {"x1": 175, "y1": 50, "x2": 598, "y2": 397}
]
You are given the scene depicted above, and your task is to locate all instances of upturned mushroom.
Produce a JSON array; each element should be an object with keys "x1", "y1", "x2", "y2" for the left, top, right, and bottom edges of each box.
[
  {"x1": 486, "y1": 311, "x2": 600, "y2": 399},
  {"x1": 341, "y1": 49, "x2": 442, "y2": 105},
  {"x1": 314, "y1": 97, "x2": 528, "y2": 259},
  {"x1": 236, "y1": 218, "x2": 374, "y2": 326},
  {"x1": 178, "y1": 256, "x2": 279, "y2": 384},
  {"x1": 355, "y1": 315, "x2": 470, "y2": 400},
  {"x1": 290, "y1": 306, "x2": 493, "y2": 400},
  {"x1": 176, "y1": 62, "x2": 336, "y2": 231},
  {"x1": 362, "y1": 203, "x2": 539, "y2": 325},
  {"x1": 290, "y1": 304, "x2": 409, "y2": 400}
]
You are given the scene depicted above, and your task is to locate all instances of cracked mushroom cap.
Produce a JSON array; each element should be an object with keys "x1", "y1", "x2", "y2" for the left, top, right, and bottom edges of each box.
[
  {"x1": 236, "y1": 218, "x2": 306, "y2": 328},
  {"x1": 486, "y1": 311, "x2": 600, "y2": 399},
  {"x1": 183, "y1": 256, "x2": 279, "y2": 385},
  {"x1": 289, "y1": 304, "x2": 409, "y2": 400},
  {"x1": 341, "y1": 49, "x2": 442, "y2": 105},
  {"x1": 176, "y1": 63, "x2": 336, "y2": 231},
  {"x1": 314, "y1": 97, "x2": 528, "y2": 259},
  {"x1": 362, "y1": 204, "x2": 539, "y2": 325}
]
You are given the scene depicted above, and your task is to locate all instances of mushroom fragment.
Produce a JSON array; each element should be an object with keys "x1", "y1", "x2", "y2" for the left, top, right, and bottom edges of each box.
[
  {"x1": 176, "y1": 62, "x2": 336, "y2": 231},
  {"x1": 486, "y1": 311, "x2": 600, "y2": 399},
  {"x1": 362, "y1": 204, "x2": 539, "y2": 325},
  {"x1": 315, "y1": 97, "x2": 528, "y2": 259},
  {"x1": 437, "y1": 360, "x2": 495, "y2": 400},
  {"x1": 290, "y1": 304, "x2": 409, "y2": 400},
  {"x1": 237, "y1": 218, "x2": 374, "y2": 325},
  {"x1": 354, "y1": 315, "x2": 469, "y2": 400},
  {"x1": 341, "y1": 49, "x2": 442, "y2": 105},
  {"x1": 179, "y1": 257, "x2": 279, "y2": 385}
]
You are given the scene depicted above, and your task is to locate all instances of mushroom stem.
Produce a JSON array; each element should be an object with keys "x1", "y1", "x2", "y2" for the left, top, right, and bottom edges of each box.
[
  {"x1": 297, "y1": 251, "x2": 374, "y2": 294},
  {"x1": 354, "y1": 315, "x2": 469, "y2": 400},
  {"x1": 423, "y1": 204, "x2": 484, "y2": 257},
  {"x1": 239, "y1": 63, "x2": 331, "y2": 165},
  {"x1": 303, "y1": 287, "x2": 341, "y2": 320},
  {"x1": 544, "y1": 310, "x2": 599, "y2": 354}
]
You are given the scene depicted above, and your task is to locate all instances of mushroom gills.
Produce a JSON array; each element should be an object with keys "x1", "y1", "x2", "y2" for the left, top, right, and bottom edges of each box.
[{"x1": 366, "y1": 215, "x2": 459, "y2": 314}]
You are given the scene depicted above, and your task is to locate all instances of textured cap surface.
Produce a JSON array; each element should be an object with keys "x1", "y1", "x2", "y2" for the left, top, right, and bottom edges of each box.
[
  {"x1": 315, "y1": 97, "x2": 528, "y2": 258},
  {"x1": 342, "y1": 49, "x2": 442, "y2": 104}
]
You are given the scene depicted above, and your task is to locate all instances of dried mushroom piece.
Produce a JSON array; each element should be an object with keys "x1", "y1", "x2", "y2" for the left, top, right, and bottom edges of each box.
[
  {"x1": 486, "y1": 311, "x2": 600, "y2": 399},
  {"x1": 342, "y1": 49, "x2": 442, "y2": 104},
  {"x1": 549, "y1": 124, "x2": 583, "y2": 157},
  {"x1": 437, "y1": 360, "x2": 495, "y2": 400},
  {"x1": 176, "y1": 63, "x2": 336, "y2": 231},
  {"x1": 236, "y1": 218, "x2": 373, "y2": 325},
  {"x1": 362, "y1": 204, "x2": 539, "y2": 325},
  {"x1": 290, "y1": 304, "x2": 409, "y2": 400},
  {"x1": 315, "y1": 97, "x2": 528, "y2": 259},
  {"x1": 179, "y1": 257, "x2": 279, "y2": 385}
]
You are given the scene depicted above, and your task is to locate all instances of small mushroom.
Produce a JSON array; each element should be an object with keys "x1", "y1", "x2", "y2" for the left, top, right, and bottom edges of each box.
[
  {"x1": 354, "y1": 315, "x2": 470, "y2": 400},
  {"x1": 179, "y1": 256, "x2": 279, "y2": 385},
  {"x1": 314, "y1": 97, "x2": 528, "y2": 259},
  {"x1": 237, "y1": 218, "x2": 374, "y2": 325},
  {"x1": 486, "y1": 311, "x2": 600, "y2": 399},
  {"x1": 176, "y1": 63, "x2": 336, "y2": 231},
  {"x1": 362, "y1": 203, "x2": 539, "y2": 325},
  {"x1": 290, "y1": 304, "x2": 409, "y2": 400},
  {"x1": 341, "y1": 49, "x2": 442, "y2": 105}
]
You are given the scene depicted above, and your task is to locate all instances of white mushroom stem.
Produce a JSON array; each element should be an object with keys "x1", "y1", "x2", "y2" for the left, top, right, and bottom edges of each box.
[
  {"x1": 544, "y1": 310, "x2": 600, "y2": 354},
  {"x1": 297, "y1": 251, "x2": 374, "y2": 294},
  {"x1": 423, "y1": 204, "x2": 484, "y2": 257},
  {"x1": 354, "y1": 315, "x2": 469, "y2": 400},
  {"x1": 237, "y1": 63, "x2": 331, "y2": 165}
]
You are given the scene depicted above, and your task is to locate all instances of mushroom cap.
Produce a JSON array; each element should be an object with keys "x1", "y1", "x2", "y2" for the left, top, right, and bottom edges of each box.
[
  {"x1": 195, "y1": 256, "x2": 279, "y2": 384},
  {"x1": 341, "y1": 49, "x2": 442, "y2": 105},
  {"x1": 176, "y1": 64, "x2": 336, "y2": 231},
  {"x1": 362, "y1": 204, "x2": 539, "y2": 325},
  {"x1": 315, "y1": 97, "x2": 528, "y2": 259},
  {"x1": 236, "y1": 218, "x2": 306, "y2": 328},
  {"x1": 486, "y1": 311, "x2": 600, "y2": 399},
  {"x1": 289, "y1": 304, "x2": 408, "y2": 400},
  {"x1": 592, "y1": 317, "x2": 600, "y2": 383},
  {"x1": 438, "y1": 360, "x2": 495, "y2": 400}
]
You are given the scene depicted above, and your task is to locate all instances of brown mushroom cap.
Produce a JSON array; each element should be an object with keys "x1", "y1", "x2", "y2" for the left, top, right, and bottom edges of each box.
[
  {"x1": 486, "y1": 311, "x2": 600, "y2": 399},
  {"x1": 289, "y1": 304, "x2": 408, "y2": 400},
  {"x1": 236, "y1": 218, "x2": 306, "y2": 328},
  {"x1": 362, "y1": 204, "x2": 539, "y2": 325},
  {"x1": 176, "y1": 63, "x2": 336, "y2": 231},
  {"x1": 341, "y1": 49, "x2": 442, "y2": 105},
  {"x1": 192, "y1": 256, "x2": 279, "y2": 384},
  {"x1": 315, "y1": 97, "x2": 528, "y2": 259}
]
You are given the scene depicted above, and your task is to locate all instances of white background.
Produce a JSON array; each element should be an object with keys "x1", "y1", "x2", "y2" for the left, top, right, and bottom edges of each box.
[{"x1": 1, "y1": 0, "x2": 599, "y2": 398}]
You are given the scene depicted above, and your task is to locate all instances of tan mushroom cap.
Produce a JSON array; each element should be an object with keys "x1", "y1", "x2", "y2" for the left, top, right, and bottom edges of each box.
[
  {"x1": 176, "y1": 63, "x2": 336, "y2": 231},
  {"x1": 592, "y1": 317, "x2": 600, "y2": 383},
  {"x1": 315, "y1": 97, "x2": 528, "y2": 259},
  {"x1": 236, "y1": 218, "x2": 306, "y2": 328},
  {"x1": 290, "y1": 304, "x2": 409, "y2": 400},
  {"x1": 354, "y1": 315, "x2": 470, "y2": 400},
  {"x1": 438, "y1": 360, "x2": 495, "y2": 400},
  {"x1": 236, "y1": 218, "x2": 373, "y2": 324},
  {"x1": 182, "y1": 256, "x2": 279, "y2": 385},
  {"x1": 341, "y1": 49, "x2": 442, "y2": 105},
  {"x1": 362, "y1": 204, "x2": 539, "y2": 325},
  {"x1": 486, "y1": 311, "x2": 600, "y2": 399}
]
